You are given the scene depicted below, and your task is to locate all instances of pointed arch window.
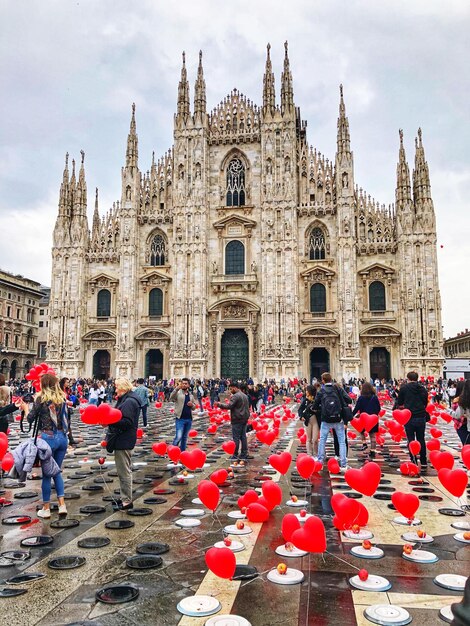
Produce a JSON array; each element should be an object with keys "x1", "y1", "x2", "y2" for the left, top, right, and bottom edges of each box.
[
  {"x1": 149, "y1": 288, "x2": 163, "y2": 317},
  {"x1": 308, "y1": 227, "x2": 326, "y2": 260},
  {"x1": 225, "y1": 240, "x2": 245, "y2": 275},
  {"x1": 310, "y1": 283, "x2": 326, "y2": 313},
  {"x1": 226, "y1": 158, "x2": 246, "y2": 207},
  {"x1": 150, "y1": 233, "x2": 166, "y2": 266},
  {"x1": 369, "y1": 281, "x2": 386, "y2": 311},
  {"x1": 97, "y1": 289, "x2": 111, "y2": 318}
]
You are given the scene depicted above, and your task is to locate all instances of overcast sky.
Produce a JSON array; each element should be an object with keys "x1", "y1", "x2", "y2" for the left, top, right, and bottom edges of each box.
[{"x1": 0, "y1": 0, "x2": 469, "y2": 338}]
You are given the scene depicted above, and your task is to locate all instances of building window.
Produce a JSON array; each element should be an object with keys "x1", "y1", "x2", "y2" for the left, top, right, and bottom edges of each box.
[
  {"x1": 38, "y1": 342, "x2": 47, "y2": 359},
  {"x1": 39, "y1": 321, "x2": 44, "y2": 328},
  {"x1": 6, "y1": 306, "x2": 11, "y2": 318},
  {"x1": 97, "y1": 289, "x2": 111, "y2": 317},
  {"x1": 16, "y1": 309, "x2": 21, "y2": 319},
  {"x1": 226, "y1": 158, "x2": 246, "y2": 207},
  {"x1": 369, "y1": 281, "x2": 386, "y2": 311},
  {"x1": 4, "y1": 334, "x2": 9, "y2": 348},
  {"x1": 14, "y1": 335, "x2": 19, "y2": 348},
  {"x1": 308, "y1": 227, "x2": 326, "y2": 260},
  {"x1": 150, "y1": 233, "x2": 166, "y2": 266},
  {"x1": 310, "y1": 283, "x2": 326, "y2": 313},
  {"x1": 149, "y1": 288, "x2": 163, "y2": 317},
  {"x1": 40, "y1": 309, "x2": 44, "y2": 315},
  {"x1": 26, "y1": 330, "x2": 33, "y2": 351},
  {"x1": 225, "y1": 240, "x2": 245, "y2": 275}
]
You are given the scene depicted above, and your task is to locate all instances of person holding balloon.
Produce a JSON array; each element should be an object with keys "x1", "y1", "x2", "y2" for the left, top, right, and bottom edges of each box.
[{"x1": 22, "y1": 373, "x2": 69, "y2": 519}]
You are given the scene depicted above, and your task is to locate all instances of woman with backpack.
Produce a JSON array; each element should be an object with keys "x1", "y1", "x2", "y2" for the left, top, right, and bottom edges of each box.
[
  {"x1": 298, "y1": 384, "x2": 320, "y2": 457},
  {"x1": 352, "y1": 382, "x2": 381, "y2": 459}
]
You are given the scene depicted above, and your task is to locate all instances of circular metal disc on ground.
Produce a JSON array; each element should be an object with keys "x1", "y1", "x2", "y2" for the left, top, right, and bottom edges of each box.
[
  {"x1": 286, "y1": 499, "x2": 308, "y2": 507},
  {"x1": 48, "y1": 556, "x2": 86, "y2": 570},
  {"x1": 77, "y1": 537, "x2": 110, "y2": 549},
  {"x1": 343, "y1": 529, "x2": 374, "y2": 540},
  {"x1": 177, "y1": 595, "x2": 221, "y2": 617},
  {"x1": 50, "y1": 519, "x2": 80, "y2": 529},
  {"x1": 411, "y1": 487, "x2": 434, "y2": 493},
  {"x1": 350, "y1": 546, "x2": 384, "y2": 559},
  {"x1": 5, "y1": 573, "x2": 45, "y2": 585},
  {"x1": 143, "y1": 497, "x2": 167, "y2": 505},
  {"x1": 79, "y1": 505, "x2": 106, "y2": 514},
  {"x1": 0, "y1": 550, "x2": 30, "y2": 562},
  {"x1": 136, "y1": 542, "x2": 170, "y2": 555},
  {"x1": 181, "y1": 509, "x2": 205, "y2": 517},
  {"x1": 434, "y1": 574, "x2": 467, "y2": 592},
  {"x1": 267, "y1": 567, "x2": 304, "y2": 585},
  {"x1": 126, "y1": 554, "x2": 163, "y2": 570},
  {"x1": 126, "y1": 508, "x2": 153, "y2": 516},
  {"x1": 175, "y1": 518, "x2": 201, "y2": 528},
  {"x1": 14, "y1": 491, "x2": 39, "y2": 499},
  {"x1": 373, "y1": 494, "x2": 392, "y2": 501},
  {"x1": 408, "y1": 480, "x2": 429, "y2": 486},
  {"x1": 205, "y1": 615, "x2": 252, "y2": 626},
  {"x1": 345, "y1": 493, "x2": 363, "y2": 499},
  {"x1": 419, "y1": 495, "x2": 443, "y2": 502},
  {"x1": 0, "y1": 588, "x2": 28, "y2": 597},
  {"x1": 154, "y1": 488, "x2": 175, "y2": 495},
  {"x1": 1, "y1": 515, "x2": 32, "y2": 525},
  {"x1": 227, "y1": 511, "x2": 245, "y2": 519},
  {"x1": 105, "y1": 520, "x2": 134, "y2": 530},
  {"x1": 0, "y1": 500, "x2": 13, "y2": 507},
  {"x1": 439, "y1": 605, "x2": 454, "y2": 624},
  {"x1": 224, "y1": 524, "x2": 252, "y2": 536},
  {"x1": 402, "y1": 549, "x2": 438, "y2": 563},
  {"x1": 349, "y1": 574, "x2": 391, "y2": 592},
  {"x1": 166, "y1": 463, "x2": 182, "y2": 469},
  {"x1": 452, "y1": 521, "x2": 470, "y2": 531},
  {"x1": 63, "y1": 492, "x2": 81, "y2": 499},
  {"x1": 96, "y1": 584, "x2": 139, "y2": 605},
  {"x1": 275, "y1": 544, "x2": 307, "y2": 558},
  {"x1": 20, "y1": 535, "x2": 53, "y2": 547},
  {"x1": 439, "y1": 508, "x2": 465, "y2": 517},
  {"x1": 192, "y1": 497, "x2": 203, "y2": 505},
  {"x1": 82, "y1": 485, "x2": 103, "y2": 492},
  {"x1": 401, "y1": 532, "x2": 434, "y2": 543},
  {"x1": 233, "y1": 565, "x2": 258, "y2": 580},
  {"x1": 214, "y1": 540, "x2": 245, "y2": 553},
  {"x1": 364, "y1": 604, "x2": 411, "y2": 625},
  {"x1": 393, "y1": 516, "x2": 421, "y2": 526}
]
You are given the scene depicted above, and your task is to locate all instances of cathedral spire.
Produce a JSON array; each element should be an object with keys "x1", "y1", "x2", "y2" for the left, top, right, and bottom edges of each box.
[
  {"x1": 126, "y1": 103, "x2": 138, "y2": 169},
  {"x1": 177, "y1": 51, "x2": 191, "y2": 122},
  {"x1": 336, "y1": 84, "x2": 351, "y2": 155},
  {"x1": 395, "y1": 129, "x2": 412, "y2": 207},
  {"x1": 58, "y1": 152, "x2": 70, "y2": 216},
  {"x1": 194, "y1": 50, "x2": 206, "y2": 119},
  {"x1": 92, "y1": 187, "x2": 100, "y2": 239},
  {"x1": 413, "y1": 127, "x2": 431, "y2": 205},
  {"x1": 74, "y1": 149, "x2": 87, "y2": 217},
  {"x1": 263, "y1": 43, "x2": 276, "y2": 115},
  {"x1": 280, "y1": 41, "x2": 294, "y2": 115}
]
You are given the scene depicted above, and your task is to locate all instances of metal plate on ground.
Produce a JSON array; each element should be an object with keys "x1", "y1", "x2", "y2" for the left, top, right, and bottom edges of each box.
[
  {"x1": 126, "y1": 554, "x2": 162, "y2": 570},
  {"x1": 143, "y1": 496, "x2": 167, "y2": 505},
  {"x1": 364, "y1": 604, "x2": 411, "y2": 625},
  {"x1": 214, "y1": 540, "x2": 245, "y2": 553},
  {"x1": 0, "y1": 587, "x2": 28, "y2": 597},
  {"x1": 126, "y1": 508, "x2": 153, "y2": 516},
  {"x1": 267, "y1": 568, "x2": 304, "y2": 585},
  {"x1": 286, "y1": 499, "x2": 308, "y2": 507},
  {"x1": 136, "y1": 542, "x2": 170, "y2": 555},
  {"x1": 0, "y1": 551, "x2": 30, "y2": 562},
  {"x1": 439, "y1": 508, "x2": 465, "y2": 517},
  {"x1": 227, "y1": 511, "x2": 246, "y2": 519},
  {"x1": 154, "y1": 488, "x2": 175, "y2": 495},
  {"x1": 224, "y1": 524, "x2": 252, "y2": 535},
  {"x1": 181, "y1": 509, "x2": 205, "y2": 517},
  {"x1": 1, "y1": 515, "x2": 32, "y2": 525},
  {"x1": 20, "y1": 535, "x2": 53, "y2": 547},
  {"x1": 50, "y1": 519, "x2": 80, "y2": 529},
  {"x1": 96, "y1": 584, "x2": 139, "y2": 605},
  {"x1": 408, "y1": 480, "x2": 429, "y2": 486},
  {"x1": 177, "y1": 595, "x2": 221, "y2": 617},
  {"x1": 48, "y1": 556, "x2": 86, "y2": 570},
  {"x1": 205, "y1": 615, "x2": 252, "y2": 626},
  {"x1": 79, "y1": 505, "x2": 106, "y2": 514},
  {"x1": 233, "y1": 565, "x2": 258, "y2": 581},
  {"x1": 433, "y1": 574, "x2": 467, "y2": 592},
  {"x1": 14, "y1": 491, "x2": 39, "y2": 499},
  {"x1": 63, "y1": 492, "x2": 81, "y2": 500},
  {"x1": 105, "y1": 520, "x2": 134, "y2": 530},
  {"x1": 402, "y1": 549, "x2": 438, "y2": 563},
  {"x1": 401, "y1": 532, "x2": 434, "y2": 543},
  {"x1": 451, "y1": 521, "x2": 470, "y2": 531},
  {"x1": 350, "y1": 546, "x2": 384, "y2": 559},
  {"x1": 393, "y1": 516, "x2": 421, "y2": 526},
  {"x1": 82, "y1": 485, "x2": 103, "y2": 492},
  {"x1": 192, "y1": 498, "x2": 203, "y2": 505},
  {"x1": 343, "y1": 530, "x2": 373, "y2": 540},
  {"x1": 175, "y1": 517, "x2": 201, "y2": 528},
  {"x1": 5, "y1": 573, "x2": 45, "y2": 585},
  {"x1": 275, "y1": 544, "x2": 307, "y2": 558},
  {"x1": 77, "y1": 537, "x2": 110, "y2": 549},
  {"x1": 373, "y1": 494, "x2": 392, "y2": 501},
  {"x1": 419, "y1": 495, "x2": 443, "y2": 502},
  {"x1": 350, "y1": 574, "x2": 391, "y2": 592},
  {"x1": 439, "y1": 605, "x2": 454, "y2": 624}
]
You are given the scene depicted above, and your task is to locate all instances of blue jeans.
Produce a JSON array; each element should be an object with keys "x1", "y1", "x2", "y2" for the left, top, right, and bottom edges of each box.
[
  {"x1": 317, "y1": 421, "x2": 347, "y2": 467},
  {"x1": 40, "y1": 431, "x2": 68, "y2": 502},
  {"x1": 173, "y1": 418, "x2": 192, "y2": 451},
  {"x1": 141, "y1": 405, "x2": 148, "y2": 427},
  {"x1": 89, "y1": 398, "x2": 98, "y2": 405}
]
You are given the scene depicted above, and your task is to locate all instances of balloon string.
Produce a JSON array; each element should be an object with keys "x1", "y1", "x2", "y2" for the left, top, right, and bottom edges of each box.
[{"x1": 325, "y1": 550, "x2": 361, "y2": 572}]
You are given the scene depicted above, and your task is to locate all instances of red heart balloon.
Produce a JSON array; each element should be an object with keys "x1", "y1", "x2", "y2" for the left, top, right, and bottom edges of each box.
[
  {"x1": 409, "y1": 441, "x2": 421, "y2": 456},
  {"x1": 391, "y1": 491, "x2": 420, "y2": 519},
  {"x1": 210, "y1": 469, "x2": 228, "y2": 486},
  {"x1": 222, "y1": 441, "x2": 236, "y2": 455},
  {"x1": 430, "y1": 427, "x2": 443, "y2": 439},
  {"x1": 429, "y1": 450, "x2": 454, "y2": 471},
  {"x1": 246, "y1": 502, "x2": 270, "y2": 522},
  {"x1": 400, "y1": 462, "x2": 419, "y2": 477},
  {"x1": 462, "y1": 447, "x2": 470, "y2": 470},
  {"x1": 197, "y1": 480, "x2": 220, "y2": 511},
  {"x1": 350, "y1": 416, "x2": 364, "y2": 432},
  {"x1": 237, "y1": 489, "x2": 259, "y2": 510},
  {"x1": 331, "y1": 493, "x2": 361, "y2": 528},
  {"x1": 1, "y1": 452, "x2": 14, "y2": 472},
  {"x1": 205, "y1": 547, "x2": 236, "y2": 579},
  {"x1": 167, "y1": 445, "x2": 181, "y2": 463},
  {"x1": 281, "y1": 513, "x2": 301, "y2": 542},
  {"x1": 268, "y1": 452, "x2": 292, "y2": 475},
  {"x1": 327, "y1": 457, "x2": 340, "y2": 474},
  {"x1": 152, "y1": 442, "x2": 167, "y2": 455},
  {"x1": 426, "y1": 438, "x2": 440, "y2": 451},
  {"x1": 261, "y1": 480, "x2": 282, "y2": 508},
  {"x1": 438, "y1": 468, "x2": 468, "y2": 497},
  {"x1": 0, "y1": 433, "x2": 8, "y2": 460},
  {"x1": 392, "y1": 409, "x2": 412, "y2": 425},
  {"x1": 361, "y1": 413, "x2": 379, "y2": 433},
  {"x1": 291, "y1": 516, "x2": 326, "y2": 553},
  {"x1": 344, "y1": 462, "x2": 381, "y2": 496},
  {"x1": 357, "y1": 502, "x2": 369, "y2": 526},
  {"x1": 296, "y1": 454, "x2": 316, "y2": 479},
  {"x1": 188, "y1": 429, "x2": 198, "y2": 438}
]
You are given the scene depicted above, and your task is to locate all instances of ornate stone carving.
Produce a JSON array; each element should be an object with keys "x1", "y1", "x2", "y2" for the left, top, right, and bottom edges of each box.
[{"x1": 222, "y1": 303, "x2": 247, "y2": 319}]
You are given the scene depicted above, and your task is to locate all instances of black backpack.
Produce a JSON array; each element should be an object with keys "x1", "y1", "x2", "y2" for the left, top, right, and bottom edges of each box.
[{"x1": 320, "y1": 387, "x2": 343, "y2": 423}]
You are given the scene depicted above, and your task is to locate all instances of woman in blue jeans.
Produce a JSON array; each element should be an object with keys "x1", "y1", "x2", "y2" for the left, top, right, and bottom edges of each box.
[{"x1": 23, "y1": 373, "x2": 69, "y2": 519}]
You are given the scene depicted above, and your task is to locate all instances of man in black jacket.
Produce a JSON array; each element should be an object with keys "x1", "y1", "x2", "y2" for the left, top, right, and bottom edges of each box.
[
  {"x1": 216, "y1": 382, "x2": 250, "y2": 460},
  {"x1": 395, "y1": 371, "x2": 429, "y2": 469}
]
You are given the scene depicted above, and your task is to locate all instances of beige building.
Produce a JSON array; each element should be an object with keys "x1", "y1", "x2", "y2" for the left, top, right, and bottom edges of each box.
[
  {"x1": 444, "y1": 330, "x2": 470, "y2": 359},
  {"x1": 37, "y1": 286, "x2": 50, "y2": 361},
  {"x1": 0, "y1": 269, "x2": 43, "y2": 379},
  {"x1": 48, "y1": 44, "x2": 444, "y2": 382}
]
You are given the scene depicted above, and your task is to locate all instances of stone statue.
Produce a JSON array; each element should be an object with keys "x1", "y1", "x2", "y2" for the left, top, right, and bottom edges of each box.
[
  {"x1": 212, "y1": 261, "x2": 218, "y2": 275},
  {"x1": 251, "y1": 261, "x2": 257, "y2": 273}
]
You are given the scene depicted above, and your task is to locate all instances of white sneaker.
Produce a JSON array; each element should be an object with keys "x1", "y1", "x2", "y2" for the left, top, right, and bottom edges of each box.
[
  {"x1": 340, "y1": 465, "x2": 351, "y2": 472},
  {"x1": 37, "y1": 508, "x2": 51, "y2": 519},
  {"x1": 58, "y1": 504, "x2": 67, "y2": 516}
]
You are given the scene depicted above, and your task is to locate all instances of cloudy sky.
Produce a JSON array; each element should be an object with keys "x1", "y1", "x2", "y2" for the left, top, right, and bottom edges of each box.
[{"x1": 0, "y1": 0, "x2": 469, "y2": 338}]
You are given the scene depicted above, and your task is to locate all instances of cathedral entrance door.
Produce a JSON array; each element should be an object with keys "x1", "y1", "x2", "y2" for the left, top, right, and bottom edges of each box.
[
  {"x1": 93, "y1": 350, "x2": 110, "y2": 379},
  {"x1": 146, "y1": 349, "x2": 163, "y2": 379},
  {"x1": 369, "y1": 347, "x2": 390, "y2": 381},
  {"x1": 310, "y1": 348, "x2": 329, "y2": 382},
  {"x1": 9, "y1": 360, "x2": 17, "y2": 380},
  {"x1": 221, "y1": 329, "x2": 249, "y2": 381}
]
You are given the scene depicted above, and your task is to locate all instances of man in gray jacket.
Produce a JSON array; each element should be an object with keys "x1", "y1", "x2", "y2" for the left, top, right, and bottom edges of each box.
[
  {"x1": 169, "y1": 378, "x2": 197, "y2": 451},
  {"x1": 217, "y1": 382, "x2": 250, "y2": 460}
]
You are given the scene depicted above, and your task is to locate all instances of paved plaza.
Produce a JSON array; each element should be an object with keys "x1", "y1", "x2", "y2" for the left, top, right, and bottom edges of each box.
[{"x1": 0, "y1": 400, "x2": 468, "y2": 626}]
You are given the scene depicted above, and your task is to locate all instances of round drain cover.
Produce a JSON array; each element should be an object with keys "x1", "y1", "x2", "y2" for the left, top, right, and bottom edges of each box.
[
  {"x1": 143, "y1": 497, "x2": 167, "y2": 505},
  {"x1": 401, "y1": 532, "x2": 434, "y2": 543},
  {"x1": 267, "y1": 567, "x2": 304, "y2": 585},
  {"x1": 434, "y1": 574, "x2": 467, "y2": 591},
  {"x1": 224, "y1": 524, "x2": 252, "y2": 536},
  {"x1": 411, "y1": 487, "x2": 434, "y2": 493},
  {"x1": 96, "y1": 584, "x2": 139, "y2": 605},
  {"x1": 105, "y1": 520, "x2": 134, "y2": 530},
  {"x1": 373, "y1": 494, "x2": 392, "y2": 501},
  {"x1": 175, "y1": 518, "x2": 201, "y2": 528},
  {"x1": 350, "y1": 546, "x2": 384, "y2": 559},
  {"x1": 78, "y1": 537, "x2": 110, "y2": 549},
  {"x1": 133, "y1": 478, "x2": 153, "y2": 485},
  {"x1": 214, "y1": 540, "x2": 245, "y2": 553},
  {"x1": 345, "y1": 493, "x2": 363, "y2": 499},
  {"x1": 393, "y1": 516, "x2": 421, "y2": 526},
  {"x1": 126, "y1": 508, "x2": 153, "y2": 516},
  {"x1": 402, "y1": 549, "x2": 438, "y2": 563},
  {"x1": 0, "y1": 588, "x2": 28, "y2": 597},
  {"x1": 205, "y1": 615, "x2": 251, "y2": 626},
  {"x1": 233, "y1": 565, "x2": 258, "y2": 580},
  {"x1": 364, "y1": 604, "x2": 411, "y2": 625},
  {"x1": 79, "y1": 505, "x2": 106, "y2": 514},
  {"x1": 275, "y1": 544, "x2": 307, "y2": 558},
  {"x1": 439, "y1": 605, "x2": 454, "y2": 624},
  {"x1": 50, "y1": 519, "x2": 80, "y2": 529},
  {"x1": 418, "y1": 495, "x2": 442, "y2": 502},
  {"x1": 93, "y1": 477, "x2": 113, "y2": 484},
  {"x1": 2, "y1": 515, "x2": 32, "y2": 525},
  {"x1": 14, "y1": 491, "x2": 39, "y2": 499},
  {"x1": 350, "y1": 574, "x2": 391, "y2": 592},
  {"x1": 451, "y1": 521, "x2": 470, "y2": 531},
  {"x1": 177, "y1": 594, "x2": 221, "y2": 617},
  {"x1": 20, "y1": 535, "x2": 53, "y2": 547},
  {"x1": 126, "y1": 554, "x2": 162, "y2": 570},
  {"x1": 48, "y1": 556, "x2": 86, "y2": 570},
  {"x1": 63, "y1": 492, "x2": 81, "y2": 500},
  {"x1": 5, "y1": 572, "x2": 45, "y2": 585},
  {"x1": 136, "y1": 542, "x2": 170, "y2": 555},
  {"x1": 439, "y1": 508, "x2": 465, "y2": 517},
  {"x1": 0, "y1": 500, "x2": 13, "y2": 507},
  {"x1": 82, "y1": 485, "x2": 103, "y2": 492},
  {"x1": 343, "y1": 529, "x2": 373, "y2": 540},
  {"x1": 169, "y1": 478, "x2": 188, "y2": 486},
  {"x1": 408, "y1": 480, "x2": 429, "y2": 486},
  {"x1": 181, "y1": 509, "x2": 205, "y2": 517},
  {"x1": 153, "y1": 488, "x2": 175, "y2": 495},
  {"x1": 286, "y1": 499, "x2": 308, "y2": 507},
  {"x1": 0, "y1": 550, "x2": 30, "y2": 562}
]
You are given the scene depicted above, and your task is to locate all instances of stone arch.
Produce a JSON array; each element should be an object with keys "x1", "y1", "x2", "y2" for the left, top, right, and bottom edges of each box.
[
  {"x1": 306, "y1": 220, "x2": 329, "y2": 259},
  {"x1": 146, "y1": 228, "x2": 168, "y2": 266}
]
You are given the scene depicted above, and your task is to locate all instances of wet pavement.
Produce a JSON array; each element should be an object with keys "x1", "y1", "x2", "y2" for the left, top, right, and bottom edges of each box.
[{"x1": 0, "y1": 402, "x2": 468, "y2": 626}]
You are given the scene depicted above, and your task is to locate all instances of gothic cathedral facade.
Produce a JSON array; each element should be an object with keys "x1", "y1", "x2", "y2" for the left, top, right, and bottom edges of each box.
[{"x1": 48, "y1": 44, "x2": 444, "y2": 382}]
